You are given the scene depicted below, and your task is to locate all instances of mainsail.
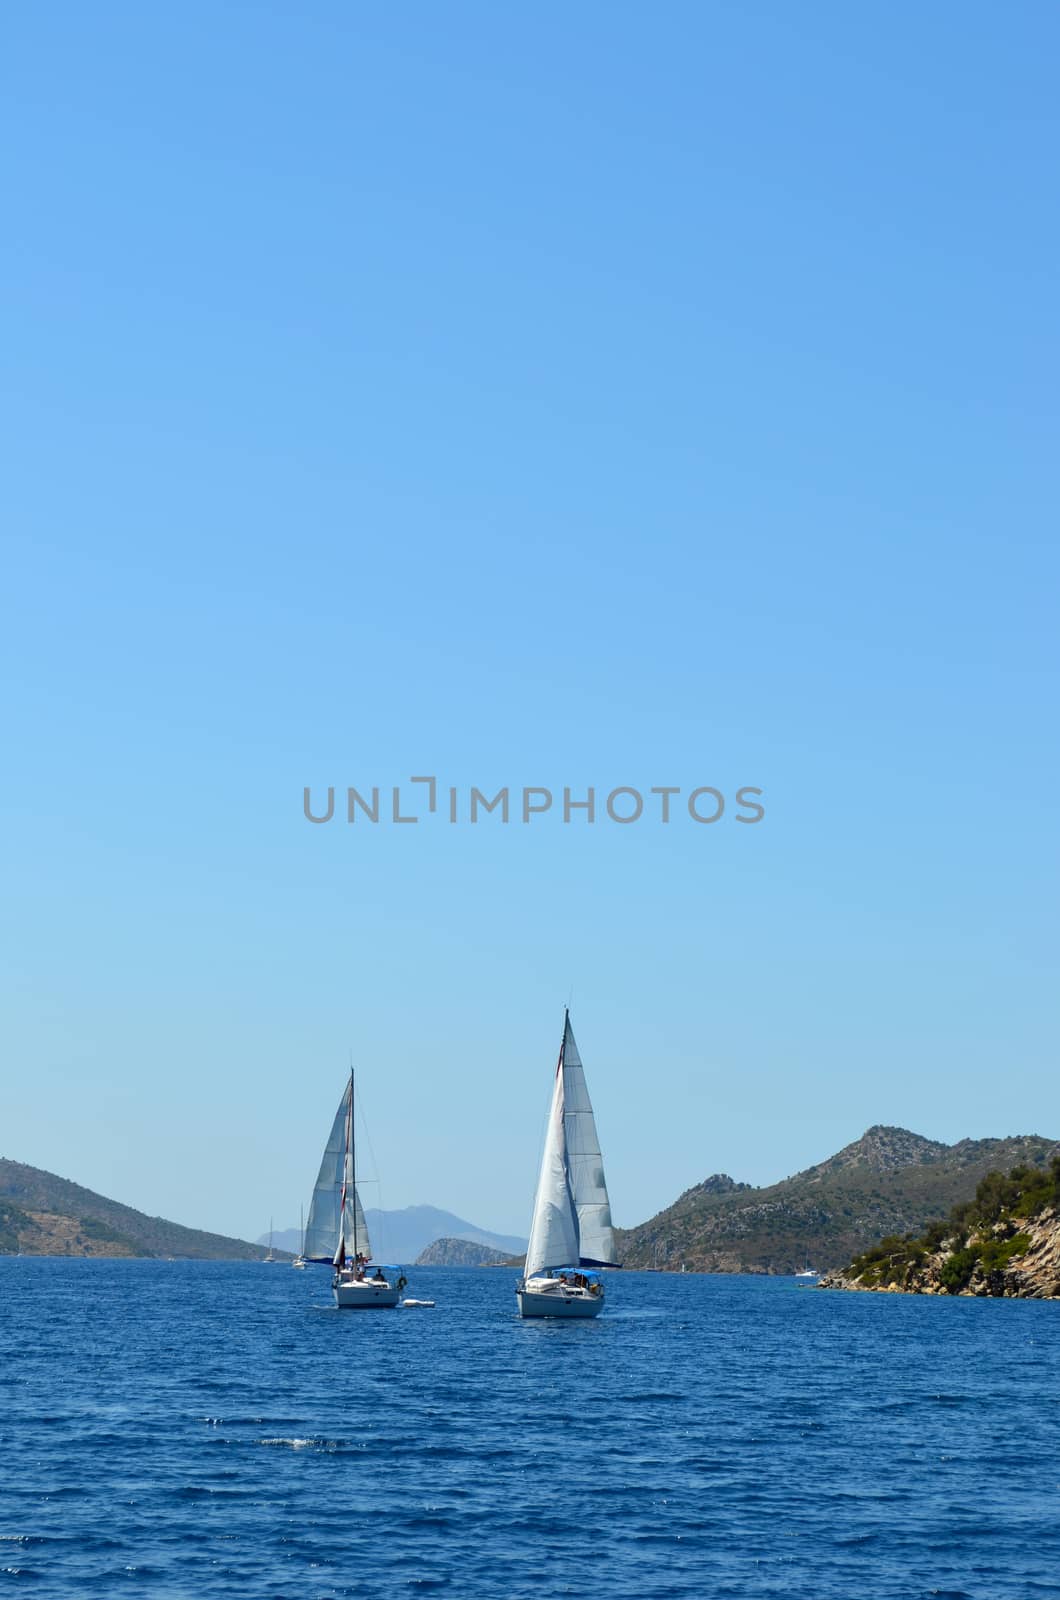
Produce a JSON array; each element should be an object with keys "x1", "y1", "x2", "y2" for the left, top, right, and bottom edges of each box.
[
  {"x1": 303, "y1": 1074, "x2": 371, "y2": 1264},
  {"x1": 523, "y1": 1012, "x2": 616, "y2": 1277}
]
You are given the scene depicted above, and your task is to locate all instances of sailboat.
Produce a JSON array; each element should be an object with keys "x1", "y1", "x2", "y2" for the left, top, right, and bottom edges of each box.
[
  {"x1": 517, "y1": 1009, "x2": 617, "y2": 1318},
  {"x1": 304, "y1": 1070, "x2": 406, "y2": 1309},
  {"x1": 264, "y1": 1219, "x2": 277, "y2": 1263},
  {"x1": 292, "y1": 1205, "x2": 306, "y2": 1269}
]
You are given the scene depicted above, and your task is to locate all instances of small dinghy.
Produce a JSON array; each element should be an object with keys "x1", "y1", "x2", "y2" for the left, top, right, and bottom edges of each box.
[{"x1": 400, "y1": 1298, "x2": 436, "y2": 1308}]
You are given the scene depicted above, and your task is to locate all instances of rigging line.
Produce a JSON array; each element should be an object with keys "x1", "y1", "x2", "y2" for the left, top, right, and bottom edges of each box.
[{"x1": 354, "y1": 1076, "x2": 389, "y2": 1260}]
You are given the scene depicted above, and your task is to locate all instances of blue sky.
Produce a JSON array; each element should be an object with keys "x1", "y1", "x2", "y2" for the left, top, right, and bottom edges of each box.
[{"x1": 2, "y1": 3, "x2": 1057, "y2": 1242}]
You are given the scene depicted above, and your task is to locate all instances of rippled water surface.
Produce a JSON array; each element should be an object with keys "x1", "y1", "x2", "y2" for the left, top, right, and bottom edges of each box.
[{"x1": 1, "y1": 1260, "x2": 1059, "y2": 1597}]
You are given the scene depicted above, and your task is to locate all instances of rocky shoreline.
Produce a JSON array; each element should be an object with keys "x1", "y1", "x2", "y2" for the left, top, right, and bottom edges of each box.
[{"x1": 821, "y1": 1204, "x2": 1060, "y2": 1299}]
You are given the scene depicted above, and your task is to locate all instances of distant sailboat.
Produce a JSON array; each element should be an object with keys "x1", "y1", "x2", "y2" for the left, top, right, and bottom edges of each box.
[
  {"x1": 304, "y1": 1070, "x2": 406, "y2": 1309},
  {"x1": 292, "y1": 1205, "x2": 306, "y2": 1269},
  {"x1": 517, "y1": 1009, "x2": 617, "y2": 1318},
  {"x1": 265, "y1": 1219, "x2": 277, "y2": 1263},
  {"x1": 794, "y1": 1266, "x2": 819, "y2": 1280}
]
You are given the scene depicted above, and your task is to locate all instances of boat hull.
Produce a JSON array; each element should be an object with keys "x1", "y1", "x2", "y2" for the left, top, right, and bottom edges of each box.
[
  {"x1": 517, "y1": 1284, "x2": 605, "y2": 1319},
  {"x1": 333, "y1": 1279, "x2": 401, "y2": 1309}
]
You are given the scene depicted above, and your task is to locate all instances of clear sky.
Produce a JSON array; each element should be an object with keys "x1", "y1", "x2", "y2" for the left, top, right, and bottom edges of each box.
[{"x1": 2, "y1": 3, "x2": 1057, "y2": 1243}]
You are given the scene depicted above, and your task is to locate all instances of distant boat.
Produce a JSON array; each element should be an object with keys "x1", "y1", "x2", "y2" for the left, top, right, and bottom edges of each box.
[
  {"x1": 292, "y1": 1205, "x2": 306, "y2": 1269},
  {"x1": 795, "y1": 1267, "x2": 819, "y2": 1279},
  {"x1": 264, "y1": 1218, "x2": 277, "y2": 1263},
  {"x1": 517, "y1": 1009, "x2": 617, "y2": 1318},
  {"x1": 304, "y1": 1070, "x2": 406, "y2": 1309}
]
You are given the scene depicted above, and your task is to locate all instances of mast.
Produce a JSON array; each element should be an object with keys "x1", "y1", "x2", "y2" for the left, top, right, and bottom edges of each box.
[
  {"x1": 350, "y1": 1068, "x2": 358, "y2": 1262},
  {"x1": 560, "y1": 1009, "x2": 578, "y2": 1260},
  {"x1": 335, "y1": 1074, "x2": 353, "y2": 1268}
]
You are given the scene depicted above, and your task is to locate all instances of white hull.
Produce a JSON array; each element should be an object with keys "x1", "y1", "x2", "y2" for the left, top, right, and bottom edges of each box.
[
  {"x1": 333, "y1": 1277, "x2": 401, "y2": 1309},
  {"x1": 517, "y1": 1280, "x2": 605, "y2": 1319}
]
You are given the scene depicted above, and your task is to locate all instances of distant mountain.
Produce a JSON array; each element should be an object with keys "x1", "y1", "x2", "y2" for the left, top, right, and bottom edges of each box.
[
  {"x1": 617, "y1": 1126, "x2": 1060, "y2": 1275},
  {"x1": 415, "y1": 1237, "x2": 515, "y2": 1267},
  {"x1": 262, "y1": 1206, "x2": 526, "y2": 1263},
  {"x1": 0, "y1": 1159, "x2": 278, "y2": 1259}
]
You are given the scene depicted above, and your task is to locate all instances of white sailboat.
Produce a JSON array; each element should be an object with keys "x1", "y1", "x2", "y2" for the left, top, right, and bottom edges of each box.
[
  {"x1": 517, "y1": 1009, "x2": 617, "y2": 1318},
  {"x1": 292, "y1": 1205, "x2": 306, "y2": 1269},
  {"x1": 264, "y1": 1219, "x2": 277, "y2": 1263},
  {"x1": 304, "y1": 1070, "x2": 406, "y2": 1309}
]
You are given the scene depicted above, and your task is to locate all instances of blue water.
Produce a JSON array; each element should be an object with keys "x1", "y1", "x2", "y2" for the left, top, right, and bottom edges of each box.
[{"x1": 1, "y1": 1262, "x2": 1058, "y2": 1598}]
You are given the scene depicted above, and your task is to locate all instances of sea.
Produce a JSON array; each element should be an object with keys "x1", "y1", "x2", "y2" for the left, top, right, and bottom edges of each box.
[{"x1": 1, "y1": 1260, "x2": 1058, "y2": 1599}]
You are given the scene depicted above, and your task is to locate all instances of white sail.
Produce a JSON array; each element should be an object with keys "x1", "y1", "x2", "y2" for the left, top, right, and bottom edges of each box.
[
  {"x1": 303, "y1": 1077, "x2": 371, "y2": 1263},
  {"x1": 560, "y1": 1015, "x2": 616, "y2": 1266},
  {"x1": 523, "y1": 1012, "x2": 615, "y2": 1277},
  {"x1": 524, "y1": 1046, "x2": 580, "y2": 1277}
]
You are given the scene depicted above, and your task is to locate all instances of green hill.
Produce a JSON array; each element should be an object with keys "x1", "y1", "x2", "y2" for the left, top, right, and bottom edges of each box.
[
  {"x1": 0, "y1": 1159, "x2": 278, "y2": 1260},
  {"x1": 824, "y1": 1156, "x2": 1060, "y2": 1297},
  {"x1": 617, "y1": 1126, "x2": 1059, "y2": 1274}
]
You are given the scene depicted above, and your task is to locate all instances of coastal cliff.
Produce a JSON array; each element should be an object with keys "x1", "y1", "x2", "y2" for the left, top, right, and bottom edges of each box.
[{"x1": 820, "y1": 1157, "x2": 1060, "y2": 1298}]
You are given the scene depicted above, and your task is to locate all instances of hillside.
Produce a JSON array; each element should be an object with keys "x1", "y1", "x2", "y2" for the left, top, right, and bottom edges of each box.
[
  {"x1": 617, "y1": 1127, "x2": 1059, "y2": 1274},
  {"x1": 262, "y1": 1206, "x2": 526, "y2": 1262},
  {"x1": 0, "y1": 1160, "x2": 277, "y2": 1260},
  {"x1": 822, "y1": 1157, "x2": 1060, "y2": 1297},
  {"x1": 414, "y1": 1237, "x2": 515, "y2": 1267}
]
